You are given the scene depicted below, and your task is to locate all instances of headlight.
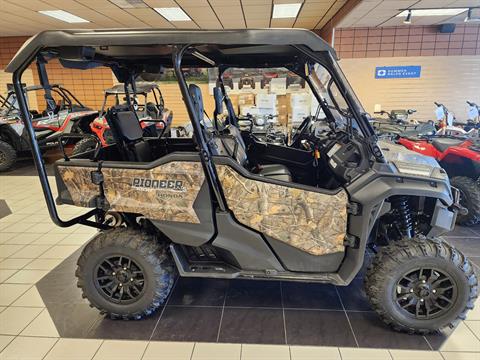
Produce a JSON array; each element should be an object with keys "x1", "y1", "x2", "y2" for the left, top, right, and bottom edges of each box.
[{"x1": 394, "y1": 161, "x2": 433, "y2": 177}]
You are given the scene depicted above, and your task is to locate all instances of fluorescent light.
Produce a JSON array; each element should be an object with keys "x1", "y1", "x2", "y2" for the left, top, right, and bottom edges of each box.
[
  {"x1": 272, "y1": 3, "x2": 302, "y2": 19},
  {"x1": 396, "y1": 8, "x2": 468, "y2": 17},
  {"x1": 154, "y1": 7, "x2": 191, "y2": 21},
  {"x1": 109, "y1": 0, "x2": 147, "y2": 8},
  {"x1": 38, "y1": 10, "x2": 90, "y2": 23}
]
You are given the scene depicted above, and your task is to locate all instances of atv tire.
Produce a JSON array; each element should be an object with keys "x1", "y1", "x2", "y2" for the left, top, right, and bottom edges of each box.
[
  {"x1": 72, "y1": 137, "x2": 97, "y2": 156},
  {"x1": 451, "y1": 176, "x2": 480, "y2": 226},
  {"x1": 76, "y1": 228, "x2": 175, "y2": 320},
  {"x1": 365, "y1": 236, "x2": 477, "y2": 334},
  {"x1": 0, "y1": 140, "x2": 17, "y2": 172}
]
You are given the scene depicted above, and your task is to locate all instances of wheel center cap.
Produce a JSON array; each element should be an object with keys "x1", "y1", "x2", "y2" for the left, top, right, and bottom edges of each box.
[
  {"x1": 116, "y1": 270, "x2": 129, "y2": 283},
  {"x1": 419, "y1": 288, "x2": 430, "y2": 297},
  {"x1": 416, "y1": 283, "x2": 431, "y2": 297}
]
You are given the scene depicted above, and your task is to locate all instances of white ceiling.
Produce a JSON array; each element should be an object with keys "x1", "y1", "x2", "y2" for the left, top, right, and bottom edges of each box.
[
  {"x1": 338, "y1": 0, "x2": 480, "y2": 28},
  {"x1": 0, "y1": 0, "x2": 348, "y2": 36}
]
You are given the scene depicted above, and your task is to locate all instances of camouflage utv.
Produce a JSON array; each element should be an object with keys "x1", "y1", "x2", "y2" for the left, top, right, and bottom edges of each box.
[{"x1": 6, "y1": 29, "x2": 477, "y2": 334}]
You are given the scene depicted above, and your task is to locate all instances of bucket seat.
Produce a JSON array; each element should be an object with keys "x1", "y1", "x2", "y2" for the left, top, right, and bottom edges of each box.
[
  {"x1": 105, "y1": 105, "x2": 152, "y2": 162},
  {"x1": 189, "y1": 84, "x2": 291, "y2": 182}
]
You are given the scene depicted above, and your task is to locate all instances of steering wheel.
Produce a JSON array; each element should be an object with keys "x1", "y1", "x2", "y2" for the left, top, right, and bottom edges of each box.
[{"x1": 291, "y1": 116, "x2": 312, "y2": 146}]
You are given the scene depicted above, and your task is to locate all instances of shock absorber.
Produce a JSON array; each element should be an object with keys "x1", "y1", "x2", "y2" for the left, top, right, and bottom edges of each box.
[{"x1": 393, "y1": 196, "x2": 414, "y2": 238}]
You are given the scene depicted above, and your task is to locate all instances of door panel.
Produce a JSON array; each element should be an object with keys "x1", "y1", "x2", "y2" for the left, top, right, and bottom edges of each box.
[{"x1": 216, "y1": 165, "x2": 348, "y2": 255}]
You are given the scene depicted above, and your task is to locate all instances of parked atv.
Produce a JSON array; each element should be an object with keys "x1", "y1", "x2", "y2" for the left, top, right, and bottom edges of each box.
[
  {"x1": 434, "y1": 102, "x2": 457, "y2": 129},
  {"x1": 464, "y1": 101, "x2": 480, "y2": 132},
  {"x1": 7, "y1": 29, "x2": 476, "y2": 334},
  {"x1": 0, "y1": 85, "x2": 98, "y2": 171},
  {"x1": 72, "y1": 82, "x2": 173, "y2": 155},
  {"x1": 398, "y1": 135, "x2": 480, "y2": 225},
  {"x1": 0, "y1": 93, "x2": 28, "y2": 171},
  {"x1": 371, "y1": 109, "x2": 436, "y2": 140}
]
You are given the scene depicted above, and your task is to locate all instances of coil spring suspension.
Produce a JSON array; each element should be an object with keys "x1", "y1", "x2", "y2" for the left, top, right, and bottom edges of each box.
[{"x1": 393, "y1": 196, "x2": 414, "y2": 238}]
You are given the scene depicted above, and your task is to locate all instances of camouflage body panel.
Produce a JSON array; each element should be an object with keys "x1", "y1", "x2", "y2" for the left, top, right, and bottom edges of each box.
[
  {"x1": 57, "y1": 161, "x2": 204, "y2": 223},
  {"x1": 57, "y1": 167, "x2": 99, "y2": 207},
  {"x1": 217, "y1": 165, "x2": 348, "y2": 255}
]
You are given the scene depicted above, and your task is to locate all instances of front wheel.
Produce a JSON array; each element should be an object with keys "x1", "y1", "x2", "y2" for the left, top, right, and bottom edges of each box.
[
  {"x1": 0, "y1": 140, "x2": 17, "y2": 172},
  {"x1": 451, "y1": 176, "x2": 480, "y2": 226},
  {"x1": 76, "y1": 228, "x2": 175, "y2": 319},
  {"x1": 365, "y1": 236, "x2": 477, "y2": 334}
]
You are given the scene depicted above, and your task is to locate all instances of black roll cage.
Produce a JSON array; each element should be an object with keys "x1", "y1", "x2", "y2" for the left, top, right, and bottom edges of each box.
[
  {"x1": 10, "y1": 36, "x2": 381, "y2": 231},
  {"x1": 99, "y1": 84, "x2": 164, "y2": 117}
]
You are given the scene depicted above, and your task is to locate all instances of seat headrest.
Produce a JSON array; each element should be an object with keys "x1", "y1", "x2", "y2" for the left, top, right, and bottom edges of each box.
[
  {"x1": 107, "y1": 108, "x2": 143, "y2": 142},
  {"x1": 189, "y1": 84, "x2": 204, "y2": 123}
]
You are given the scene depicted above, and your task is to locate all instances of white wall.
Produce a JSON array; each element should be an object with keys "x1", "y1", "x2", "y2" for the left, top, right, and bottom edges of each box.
[{"x1": 339, "y1": 55, "x2": 480, "y2": 122}]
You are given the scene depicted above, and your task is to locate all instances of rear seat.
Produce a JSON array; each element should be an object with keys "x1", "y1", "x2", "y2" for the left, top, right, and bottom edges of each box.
[
  {"x1": 190, "y1": 84, "x2": 292, "y2": 182},
  {"x1": 105, "y1": 105, "x2": 152, "y2": 162}
]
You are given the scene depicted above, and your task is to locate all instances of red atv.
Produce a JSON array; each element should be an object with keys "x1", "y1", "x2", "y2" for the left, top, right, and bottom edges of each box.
[
  {"x1": 72, "y1": 82, "x2": 172, "y2": 155},
  {"x1": 0, "y1": 84, "x2": 97, "y2": 171},
  {"x1": 398, "y1": 135, "x2": 480, "y2": 225}
]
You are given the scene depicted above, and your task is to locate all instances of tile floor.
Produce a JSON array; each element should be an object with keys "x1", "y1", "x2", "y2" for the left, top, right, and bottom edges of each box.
[{"x1": 0, "y1": 174, "x2": 479, "y2": 359}]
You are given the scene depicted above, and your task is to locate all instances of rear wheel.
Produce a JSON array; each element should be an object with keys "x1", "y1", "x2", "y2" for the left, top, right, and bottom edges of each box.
[
  {"x1": 451, "y1": 176, "x2": 480, "y2": 226},
  {"x1": 72, "y1": 137, "x2": 97, "y2": 156},
  {"x1": 0, "y1": 140, "x2": 17, "y2": 172},
  {"x1": 365, "y1": 236, "x2": 477, "y2": 334},
  {"x1": 76, "y1": 228, "x2": 175, "y2": 319}
]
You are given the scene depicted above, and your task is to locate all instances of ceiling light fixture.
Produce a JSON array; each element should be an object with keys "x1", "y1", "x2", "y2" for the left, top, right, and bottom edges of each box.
[
  {"x1": 38, "y1": 10, "x2": 90, "y2": 23},
  {"x1": 109, "y1": 0, "x2": 147, "y2": 9},
  {"x1": 154, "y1": 7, "x2": 191, "y2": 21},
  {"x1": 404, "y1": 9, "x2": 412, "y2": 24},
  {"x1": 396, "y1": 8, "x2": 468, "y2": 18},
  {"x1": 272, "y1": 3, "x2": 302, "y2": 19}
]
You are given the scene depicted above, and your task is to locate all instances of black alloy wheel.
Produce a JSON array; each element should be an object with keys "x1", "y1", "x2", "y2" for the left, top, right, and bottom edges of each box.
[
  {"x1": 395, "y1": 267, "x2": 456, "y2": 320},
  {"x1": 95, "y1": 255, "x2": 146, "y2": 304}
]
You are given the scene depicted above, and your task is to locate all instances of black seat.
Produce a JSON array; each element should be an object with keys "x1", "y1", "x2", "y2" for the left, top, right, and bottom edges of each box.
[
  {"x1": 431, "y1": 138, "x2": 465, "y2": 153},
  {"x1": 189, "y1": 84, "x2": 291, "y2": 182},
  {"x1": 213, "y1": 86, "x2": 238, "y2": 127},
  {"x1": 105, "y1": 105, "x2": 152, "y2": 162}
]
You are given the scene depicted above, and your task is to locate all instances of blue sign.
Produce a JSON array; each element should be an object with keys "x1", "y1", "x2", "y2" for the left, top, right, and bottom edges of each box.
[{"x1": 375, "y1": 66, "x2": 421, "y2": 79}]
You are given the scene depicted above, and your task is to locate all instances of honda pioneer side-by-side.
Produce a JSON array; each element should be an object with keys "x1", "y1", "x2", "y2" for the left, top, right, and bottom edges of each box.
[{"x1": 7, "y1": 29, "x2": 477, "y2": 334}]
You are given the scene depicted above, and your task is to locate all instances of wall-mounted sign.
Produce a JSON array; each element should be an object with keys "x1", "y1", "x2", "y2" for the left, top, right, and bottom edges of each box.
[{"x1": 375, "y1": 66, "x2": 421, "y2": 79}]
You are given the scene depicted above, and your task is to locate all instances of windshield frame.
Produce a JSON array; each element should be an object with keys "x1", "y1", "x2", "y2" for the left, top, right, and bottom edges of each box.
[{"x1": 295, "y1": 45, "x2": 376, "y2": 140}]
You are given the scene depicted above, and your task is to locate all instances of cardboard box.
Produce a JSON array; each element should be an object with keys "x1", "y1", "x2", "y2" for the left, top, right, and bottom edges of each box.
[
  {"x1": 238, "y1": 93, "x2": 255, "y2": 106},
  {"x1": 229, "y1": 94, "x2": 239, "y2": 115},
  {"x1": 256, "y1": 93, "x2": 276, "y2": 109},
  {"x1": 240, "y1": 105, "x2": 259, "y2": 116},
  {"x1": 290, "y1": 92, "x2": 311, "y2": 108},
  {"x1": 290, "y1": 105, "x2": 310, "y2": 125},
  {"x1": 270, "y1": 78, "x2": 287, "y2": 95}
]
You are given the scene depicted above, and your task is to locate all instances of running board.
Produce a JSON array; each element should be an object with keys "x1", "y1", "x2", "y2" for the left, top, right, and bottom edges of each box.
[{"x1": 169, "y1": 244, "x2": 346, "y2": 284}]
